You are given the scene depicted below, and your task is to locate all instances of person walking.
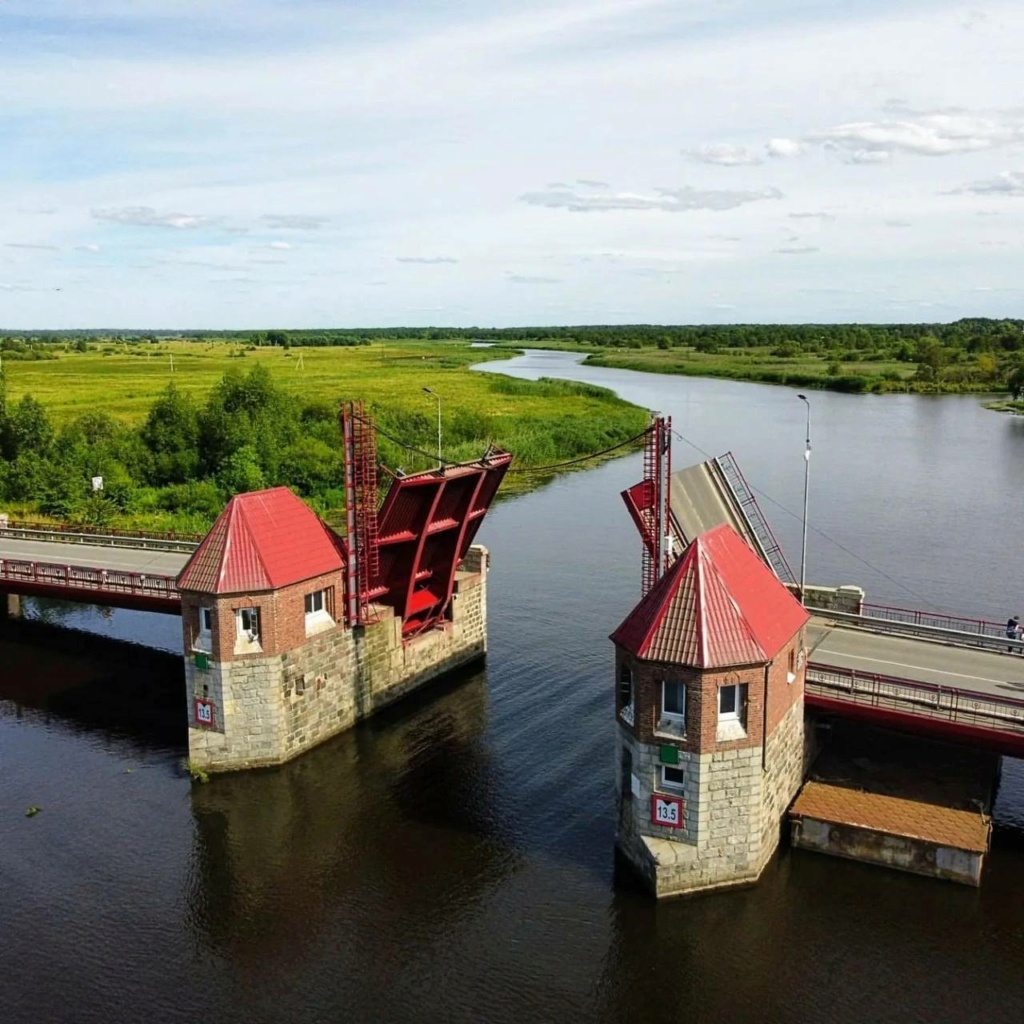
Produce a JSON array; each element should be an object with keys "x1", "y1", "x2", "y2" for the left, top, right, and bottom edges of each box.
[{"x1": 1007, "y1": 615, "x2": 1021, "y2": 653}]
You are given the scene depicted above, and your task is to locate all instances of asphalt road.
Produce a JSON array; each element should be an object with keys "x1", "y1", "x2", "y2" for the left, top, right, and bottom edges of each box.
[
  {"x1": 808, "y1": 619, "x2": 1024, "y2": 702},
  {"x1": 0, "y1": 537, "x2": 190, "y2": 578}
]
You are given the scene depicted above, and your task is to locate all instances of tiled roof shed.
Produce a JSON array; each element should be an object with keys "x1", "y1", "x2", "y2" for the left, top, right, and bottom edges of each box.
[
  {"x1": 610, "y1": 523, "x2": 809, "y2": 668},
  {"x1": 177, "y1": 486, "x2": 346, "y2": 595}
]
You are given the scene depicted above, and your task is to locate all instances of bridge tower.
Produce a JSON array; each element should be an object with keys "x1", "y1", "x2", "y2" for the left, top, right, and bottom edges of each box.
[{"x1": 610, "y1": 523, "x2": 811, "y2": 897}]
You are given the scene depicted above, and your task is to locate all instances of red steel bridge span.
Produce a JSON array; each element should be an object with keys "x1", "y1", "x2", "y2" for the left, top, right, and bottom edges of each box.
[
  {"x1": 619, "y1": 419, "x2": 1024, "y2": 759},
  {"x1": 0, "y1": 401, "x2": 512, "y2": 640},
  {"x1": 4, "y1": 534, "x2": 1024, "y2": 756}
]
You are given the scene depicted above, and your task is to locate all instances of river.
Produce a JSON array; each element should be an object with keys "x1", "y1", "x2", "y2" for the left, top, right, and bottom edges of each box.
[{"x1": 1, "y1": 352, "x2": 1022, "y2": 1024}]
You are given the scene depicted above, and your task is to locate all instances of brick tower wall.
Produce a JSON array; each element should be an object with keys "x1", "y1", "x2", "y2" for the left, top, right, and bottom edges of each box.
[{"x1": 183, "y1": 545, "x2": 490, "y2": 773}]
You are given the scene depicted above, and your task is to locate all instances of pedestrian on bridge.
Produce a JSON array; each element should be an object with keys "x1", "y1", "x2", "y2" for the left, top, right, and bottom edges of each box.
[{"x1": 1007, "y1": 615, "x2": 1021, "y2": 652}]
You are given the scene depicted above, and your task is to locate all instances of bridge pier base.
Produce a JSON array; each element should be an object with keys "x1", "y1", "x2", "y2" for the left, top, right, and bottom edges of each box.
[
  {"x1": 180, "y1": 546, "x2": 490, "y2": 774},
  {"x1": 790, "y1": 723, "x2": 996, "y2": 885},
  {"x1": 2, "y1": 593, "x2": 21, "y2": 619}
]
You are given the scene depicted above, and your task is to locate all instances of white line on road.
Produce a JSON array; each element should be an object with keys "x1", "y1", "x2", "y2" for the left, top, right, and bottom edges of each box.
[{"x1": 812, "y1": 646, "x2": 1024, "y2": 686}]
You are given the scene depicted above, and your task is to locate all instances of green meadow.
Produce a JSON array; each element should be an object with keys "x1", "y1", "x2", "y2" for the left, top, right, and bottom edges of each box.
[{"x1": 0, "y1": 339, "x2": 649, "y2": 530}]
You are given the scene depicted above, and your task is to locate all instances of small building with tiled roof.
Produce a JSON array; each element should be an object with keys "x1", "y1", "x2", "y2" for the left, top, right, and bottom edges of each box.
[
  {"x1": 611, "y1": 523, "x2": 812, "y2": 898},
  {"x1": 177, "y1": 486, "x2": 345, "y2": 596}
]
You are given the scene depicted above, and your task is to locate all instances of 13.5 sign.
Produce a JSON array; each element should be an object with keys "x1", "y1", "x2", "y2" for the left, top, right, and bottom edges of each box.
[{"x1": 651, "y1": 794, "x2": 684, "y2": 828}]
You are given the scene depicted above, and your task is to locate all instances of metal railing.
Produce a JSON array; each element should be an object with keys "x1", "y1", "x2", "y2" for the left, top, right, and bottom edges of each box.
[
  {"x1": 859, "y1": 602, "x2": 1005, "y2": 638},
  {"x1": 0, "y1": 558, "x2": 180, "y2": 603},
  {"x1": 713, "y1": 452, "x2": 797, "y2": 585},
  {"x1": 0, "y1": 520, "x2": 200, "y2": 553},
  {"x1": 808, "y1": 606, "x2": 1023, "y2": 654},
  {"x1": 806, "y1": 663, "x2": 1024, "y2": 738}
]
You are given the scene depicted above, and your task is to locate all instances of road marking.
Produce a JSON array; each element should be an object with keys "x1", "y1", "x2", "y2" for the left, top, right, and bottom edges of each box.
[{"x1": 812, "y1": 646, "x2": 1024, "y2": 686}]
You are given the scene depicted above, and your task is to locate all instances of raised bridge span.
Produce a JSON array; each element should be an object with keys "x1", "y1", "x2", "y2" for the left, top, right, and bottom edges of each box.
[{"x1": 3, "y1": 523, "x2": 1024, "y2": 756}]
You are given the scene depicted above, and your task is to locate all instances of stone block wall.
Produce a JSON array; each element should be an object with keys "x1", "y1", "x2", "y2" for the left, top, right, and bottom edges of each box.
[
  {"x1": 796, "y1": 584, "x2": 865, "y2": 614},
  {"x1": 614, "y1": 642, "x2": 809, "y2": 897},
  {"x1": 184, "y1": 546, "x2": 490, "y2": 773}
]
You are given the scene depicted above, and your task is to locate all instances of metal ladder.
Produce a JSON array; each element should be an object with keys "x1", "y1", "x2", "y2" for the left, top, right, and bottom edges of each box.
[{"x1": 714, "y1": 452, "x2": 797, "y2": 584}]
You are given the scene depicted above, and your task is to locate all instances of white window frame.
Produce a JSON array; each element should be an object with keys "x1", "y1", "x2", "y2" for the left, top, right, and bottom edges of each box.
[
  {"x1": 618, "y1": 664, "x2": 634, "y2": 725},
  {"x1": 194, "y1": 606, "x2": 213, "y2": 651},
  {"x1": 660, "y1": 765, "x2": 685, "y2": 793},
  {"x1": 718, "y1": 683, "x2": 740, "y2": 722},
  {"x1": 716, "y1": 683, "x2": 747, "y2": 741},
  {"x1": 235, "y1": 606, "x2": 262, "y2": 653},
  {"x1": 304, "y1": 587, "x2": 334, "y2": 636},
  {"x1": 661, "y1": 680, "x2": 686, "y2": 723}
]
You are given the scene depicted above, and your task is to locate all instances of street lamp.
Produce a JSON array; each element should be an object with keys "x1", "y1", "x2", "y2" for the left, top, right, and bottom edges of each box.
[
  {"x1": 422, "y1": 387, "x2": 442, "y2": 469},
  {"x1": 797, "y1": 394, "x2": 811, "y2": 603}
]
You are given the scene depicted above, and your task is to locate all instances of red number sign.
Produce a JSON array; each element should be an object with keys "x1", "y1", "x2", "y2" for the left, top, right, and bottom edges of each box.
[
  {"x1": 651, "y1": 794, "x2": 684, "y2": 828},
  {"x1": 193, "y1": 698, "x2": 216, "y2": 728}
]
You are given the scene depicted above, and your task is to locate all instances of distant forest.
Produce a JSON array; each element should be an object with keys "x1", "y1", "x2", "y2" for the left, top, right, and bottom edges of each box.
[
  {"x1": 4, "y1": 318, "x2": 1024, "y2": 395},
  {"x1": 2, "y1": 318, "x2": 1024, "y2": 351}
]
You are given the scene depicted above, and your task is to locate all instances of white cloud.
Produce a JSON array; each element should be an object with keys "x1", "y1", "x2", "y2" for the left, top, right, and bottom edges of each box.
[
  {"x1": 809, "y1": 110, "x2": 1024, "y2": 159},
  {"x1": 847, "y1": 148, "x2": 892, "y2": 165},
  {"x1": 92, "y1": 206, "x2": 217, "y2": 229},
  {"x1": 520, "y1": 183, "x2": 783, "y2": 213},
  {"x1": 684, "y1": 143, "x2": 762, "y2": 166},
  {"x1": 6, "y1": 242, "x2": 59, "y2": 251},
  {"x1": 775, "y1": 245, "x2": 819, "y2": 255},
  {"x1": 508, "y1": 274, "x2": 561, "y2": 284},
  {"x1": 267, "y1": 241, "x2": 292, "y2": 250},
  {"x1": 395, "y1": 256, "x2": 459, "y2": 264},
  {"x1": 262, "y1": 214, "x2": 330, "y2": 229},
  {"x1": 3, "y1": 1, "x2": 1024, "y2": 325},
  {"x1": 951, "y1": 170, "x2": 1024, "y2": 196},
  {"x1": 766, "y1": 137, "x2": 803, "y2": 159},
  {"x1": 74, "y1": 243, "x2": 102, "y2": 252}
]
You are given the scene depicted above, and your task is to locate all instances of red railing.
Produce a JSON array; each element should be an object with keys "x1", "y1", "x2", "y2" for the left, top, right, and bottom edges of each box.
[
  {"x1": 806, "y1": 662, "x2": 1024, "y2": 740},
  {"x1": 858, "y1": 602, "x2": 1005, "y2": 638},
  {"x1": 0, "y1": 519, "x2": 202, "y2": 544},
  {"x1": 0, "y1": 558, "x2": 180, "y2": 604}
]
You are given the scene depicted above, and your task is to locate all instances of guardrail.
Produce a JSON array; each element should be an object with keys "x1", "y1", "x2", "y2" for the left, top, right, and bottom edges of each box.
[
  {"x1": 0, "y1": 558, "x2": 180, "y2": 603},
  {"x1": 0, "y1": 520, "x2": 200, "y2": 553},
  {"x1": 859, "y1": 602, "x2": 1005, "y2": 639},
  {"x1": 807, "y1": 606, "x2": 1024, "y2": 655},
  {"x1": 806, "y1": 663, "x2": 1024, "y2": 738}
]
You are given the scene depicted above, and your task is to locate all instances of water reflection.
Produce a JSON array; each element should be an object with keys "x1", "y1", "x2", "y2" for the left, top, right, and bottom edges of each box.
[
  {"x1": 0, "y1": 615, "x2": 184, "y2": 748},
  {"x1": 186, "y1": 669, "x2": 523, "y2": 974}
]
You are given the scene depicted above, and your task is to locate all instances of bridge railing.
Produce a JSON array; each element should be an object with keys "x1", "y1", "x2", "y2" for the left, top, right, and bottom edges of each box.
[
  {"x1": 808, "y1": 605, "x2": 1024, "y2": 654},
  {"x1": 0, "y1": 558, "x2": 180, "y2": 602},
  {"x1": 859, "y1": 602, "x2": 1005, "y2": 639},
  {"x1": 806, "y1": 663, "x2": 1024, "y2": 738},
  {"x1": 0, "y1": 519, "x2": 200, "y2": 553}
]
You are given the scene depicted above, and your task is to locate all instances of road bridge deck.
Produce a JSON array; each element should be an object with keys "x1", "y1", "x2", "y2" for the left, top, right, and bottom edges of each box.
[
  {"x1": 807, "y1": 619, "x2": 1024, "y2": 701},
  {"x1": 0, "y1": 536, "x2": 190, "y2": 578}
]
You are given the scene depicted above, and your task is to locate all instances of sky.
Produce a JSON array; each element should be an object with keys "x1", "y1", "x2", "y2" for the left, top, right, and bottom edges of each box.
[{"x1": 2, "y1": 0, "x2": 1023, "y2": 329}]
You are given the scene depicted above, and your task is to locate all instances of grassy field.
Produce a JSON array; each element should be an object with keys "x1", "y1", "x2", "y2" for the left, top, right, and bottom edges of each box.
[
  {"x1": 0, "y1": 339, "x2": 650, "y2": 513},
  {"x1": 3, "y1": 339, "x2": 520, "y2": 424}
]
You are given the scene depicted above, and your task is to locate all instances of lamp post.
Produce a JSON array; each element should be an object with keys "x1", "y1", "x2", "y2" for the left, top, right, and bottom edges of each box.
[
  {"x1": 422, "y1": 387, "x2": 442, "y2": 469},
  {"x1": 797, "y1": 394, "x2": 811, "y2": 603}
]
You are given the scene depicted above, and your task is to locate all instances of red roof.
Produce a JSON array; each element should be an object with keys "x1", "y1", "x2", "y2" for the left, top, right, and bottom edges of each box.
[
  {"x1": 177, "y1": 487, "x2": 345, "y2": 595},
  {"x1": 610, "y1": 523, "x2": 809, "y2": 667}
]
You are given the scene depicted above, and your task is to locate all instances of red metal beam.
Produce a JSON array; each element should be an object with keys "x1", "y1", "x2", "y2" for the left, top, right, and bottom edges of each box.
[{"x1": 806, "y1": 693, "x2": 1024, "y2": 758}]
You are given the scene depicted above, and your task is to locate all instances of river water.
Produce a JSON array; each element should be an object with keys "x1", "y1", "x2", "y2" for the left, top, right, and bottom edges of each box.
[{"x1": 1, "y1": 352, "x2": 1022, "y2": 1024}]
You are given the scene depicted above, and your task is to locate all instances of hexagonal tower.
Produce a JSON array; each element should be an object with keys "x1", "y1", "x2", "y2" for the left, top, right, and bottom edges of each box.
[{"x1": 610, "y1": 523, "x2": 811, "y2": 897}]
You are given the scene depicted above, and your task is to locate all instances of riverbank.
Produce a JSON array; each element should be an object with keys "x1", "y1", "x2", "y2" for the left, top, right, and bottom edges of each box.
[{"x1": 494, "y1": 339, "x2": 1014, "y2": 397}]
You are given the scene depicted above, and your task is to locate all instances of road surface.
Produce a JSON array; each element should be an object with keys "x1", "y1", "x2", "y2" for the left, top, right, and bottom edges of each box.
[
  {"x1": 808, "y1": 619, "x2": 1024, "y2": 701},
  {"x1": 0, "y1": 536, "x2": 190, "y2": 578}
]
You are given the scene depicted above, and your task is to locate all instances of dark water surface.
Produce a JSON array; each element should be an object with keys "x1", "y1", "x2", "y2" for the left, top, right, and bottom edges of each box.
[{"x1": 2, "y1": 354, "x2": 1023, "y2": 1024}]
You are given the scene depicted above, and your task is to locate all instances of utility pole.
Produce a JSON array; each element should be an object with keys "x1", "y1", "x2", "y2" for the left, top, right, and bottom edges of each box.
[{"x1": 797, "y1": 394, "x2": 811, "y2": 602}]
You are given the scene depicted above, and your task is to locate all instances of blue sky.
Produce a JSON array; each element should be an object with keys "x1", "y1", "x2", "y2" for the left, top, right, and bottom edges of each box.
[{"x1": 2, "y1": 0, "x2": 1023, "y2": 328}]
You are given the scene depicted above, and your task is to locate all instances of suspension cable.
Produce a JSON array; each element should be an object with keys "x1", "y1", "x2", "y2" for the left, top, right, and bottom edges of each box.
[
  {"x1": 359, "y1": 411, "x2": 650, "y2": 475},
  {"x1": 670, "y1": 426, "x2": 942, "y2": 610}
]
